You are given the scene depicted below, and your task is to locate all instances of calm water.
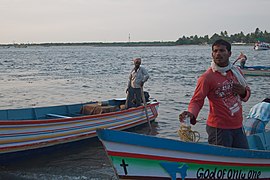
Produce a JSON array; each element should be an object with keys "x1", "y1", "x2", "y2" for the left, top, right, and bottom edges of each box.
[{"x1": 0, "y1": 45, "x2": 269, "y2": 179}]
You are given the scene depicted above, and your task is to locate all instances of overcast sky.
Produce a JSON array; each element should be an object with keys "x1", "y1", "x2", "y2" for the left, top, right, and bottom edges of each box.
[{"x1": 1, "y1": 0, "x2": 269, "y2": 44}]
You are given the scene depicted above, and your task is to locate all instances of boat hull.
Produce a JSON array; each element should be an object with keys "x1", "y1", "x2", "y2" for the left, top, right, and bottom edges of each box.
[
  {"x1": 0, "y1": 100, "x2": 159, "y2": 164},
  {"x1": 242, "y1": 69, "x2": 270, "y2": 76},
  {"x1": 254, "y1": 46, "x2": 270, "y2": 50},
  {"x1": 97, "y1": 129, "x2": 270, "y2": 180},
  {"x1": 242, "y1": 66, "x2": 270, "y2": 76},
  {"x1": 254, "y1": 42, "x2": 270, "y2": 50}
]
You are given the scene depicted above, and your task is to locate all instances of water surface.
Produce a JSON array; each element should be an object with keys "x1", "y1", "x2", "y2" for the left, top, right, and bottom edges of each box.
[{"x1": 0, "y1": 45, "x2": 269, "y2": 179}]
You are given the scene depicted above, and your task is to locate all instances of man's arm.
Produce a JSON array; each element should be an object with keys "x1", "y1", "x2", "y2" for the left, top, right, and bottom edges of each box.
[
  {"x1": 141, "y1": 67, "x2": 149, "y2": 86},
  {"x1": 188, "y1": 75, "x2": 209, "y2": 119},
  {"x1": 233, "y1": 67, "x2": 251, "y2": 102},
  {"x1": 126, "y1": 72, "x2": 132, "y2": 93}
]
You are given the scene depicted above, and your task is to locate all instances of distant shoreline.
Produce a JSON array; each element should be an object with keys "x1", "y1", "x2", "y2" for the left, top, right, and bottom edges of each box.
[
  {"x1": 0, "y1": 42, "x2": 254, "y2": 48},
  {"x1": 1, "y1": 41, "x2": 176, "y2": 47}
]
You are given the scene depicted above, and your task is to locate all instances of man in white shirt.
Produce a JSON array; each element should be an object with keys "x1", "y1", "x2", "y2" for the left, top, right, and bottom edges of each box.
[
  {"x1": 244, "y1": 98, "x2": 270, "y2": 135},
  {"x1": 125, "y1": 58, "x2": 149, "y2": 109}
]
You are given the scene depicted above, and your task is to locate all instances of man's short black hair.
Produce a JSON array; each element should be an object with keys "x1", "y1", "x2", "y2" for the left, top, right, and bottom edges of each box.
[{"x1": 212, "y1": 39, "x2": 231, "y2": 52}]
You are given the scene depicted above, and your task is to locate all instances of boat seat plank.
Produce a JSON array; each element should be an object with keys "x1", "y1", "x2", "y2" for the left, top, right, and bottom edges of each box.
[{"x1": 46, "y1": 113, "x2": 72, "y2": 119}]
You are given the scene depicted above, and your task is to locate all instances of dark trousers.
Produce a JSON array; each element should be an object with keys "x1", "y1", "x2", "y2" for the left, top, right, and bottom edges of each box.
[
  {"x1": 206, "y1": 125, "x2": 249, "y2": 149},
  {"x1": 126, "y1": 87, "x2": 142, "y2": 108}
]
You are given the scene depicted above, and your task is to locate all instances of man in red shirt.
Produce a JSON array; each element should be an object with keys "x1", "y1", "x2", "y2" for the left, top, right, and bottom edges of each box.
[{"x1": 179, "y1": 39, "x2": 251, "y2": 149}]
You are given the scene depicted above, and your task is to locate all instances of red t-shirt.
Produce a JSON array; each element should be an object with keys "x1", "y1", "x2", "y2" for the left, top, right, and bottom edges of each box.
[{"x1": 188, "y1": 68, "x2": 250, "y2": 129}]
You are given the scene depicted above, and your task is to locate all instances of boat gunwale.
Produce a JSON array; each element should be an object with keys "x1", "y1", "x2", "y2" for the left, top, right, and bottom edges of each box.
[
  {"x1": 97, "y1": 129, "x2": 270, "y2": 159},
  {"x1": 0, "y1": 102, "x2": 159, "y2": 125}
]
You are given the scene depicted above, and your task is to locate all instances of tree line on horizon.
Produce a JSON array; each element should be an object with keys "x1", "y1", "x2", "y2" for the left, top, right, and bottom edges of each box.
[
  {"x1": 2, "y1": 28, "x2": 269, "y2": 47},
  {"x1": 176, "y1": 28, "x2": 270, "y2": 45}
]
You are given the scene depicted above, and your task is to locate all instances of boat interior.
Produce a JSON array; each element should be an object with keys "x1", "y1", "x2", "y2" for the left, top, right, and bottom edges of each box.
[{"x1": 0, "y1": 99, "x2": 127, "y2": 121}]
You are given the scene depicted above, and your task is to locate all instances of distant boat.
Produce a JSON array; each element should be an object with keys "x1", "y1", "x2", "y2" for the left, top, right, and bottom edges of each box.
[
  {"x1": 0, "y1": 97, "x2": 159, "y2": 164},
  {"x1": 14, "y1": 43, "x2": 28, "y2": 48},
  {"x1": 254, "y1": 42, "x2": 270, "y2": 50},
  {"x1": 241, "y1": 65, "x2": 270, "y2": 76}
]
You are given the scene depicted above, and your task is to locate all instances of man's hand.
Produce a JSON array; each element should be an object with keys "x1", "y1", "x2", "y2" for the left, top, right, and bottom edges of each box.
[
  {"x1": 232, "y1": 83, "x2": 246, "y2": 98},
  {"x1": 179, "y1": 111, "x2": 196, "y2": 125},
  {"x1": 237, "y1": 52, "x2": 245, "y2": 59}
]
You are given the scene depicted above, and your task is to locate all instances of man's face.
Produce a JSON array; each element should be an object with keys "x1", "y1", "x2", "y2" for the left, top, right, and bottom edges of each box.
[
  {"x1": 134, "y1": 61, "x2": 141, "y2": 68},
  {"x1": 212, "y1": 45, "x2": 231, "y2": 67}
]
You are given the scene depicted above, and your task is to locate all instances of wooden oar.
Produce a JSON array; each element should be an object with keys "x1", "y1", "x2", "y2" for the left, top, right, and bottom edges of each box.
[
  {"x1": 141, "y1": 86, "x2": 152, "y2": 131},
  {"x1": 124, "y1": 88, "x2": 129, "y2": 109}
]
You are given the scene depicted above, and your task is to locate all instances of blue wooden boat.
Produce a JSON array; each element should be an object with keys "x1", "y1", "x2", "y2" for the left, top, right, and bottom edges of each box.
[
  {"x1": 241, "y1": 65, "x2": 270, "y2": 76},
  {"x1": 0, "y1": 98, "x2": 159, "y2": 164},
  {"x1": 97, "y1": 129, "x2": 270, "y2": 180}
]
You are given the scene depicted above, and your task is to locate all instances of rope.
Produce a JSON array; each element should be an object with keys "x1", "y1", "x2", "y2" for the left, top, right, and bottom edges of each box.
[{"x1": 178, "y1": 125, "x2": 200, "y2": 142}]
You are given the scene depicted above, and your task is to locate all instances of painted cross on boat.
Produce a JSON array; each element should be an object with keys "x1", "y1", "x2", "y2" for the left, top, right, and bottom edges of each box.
[{"x1": 120, "y1": 159, "x2": 129, "y2": 175}]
